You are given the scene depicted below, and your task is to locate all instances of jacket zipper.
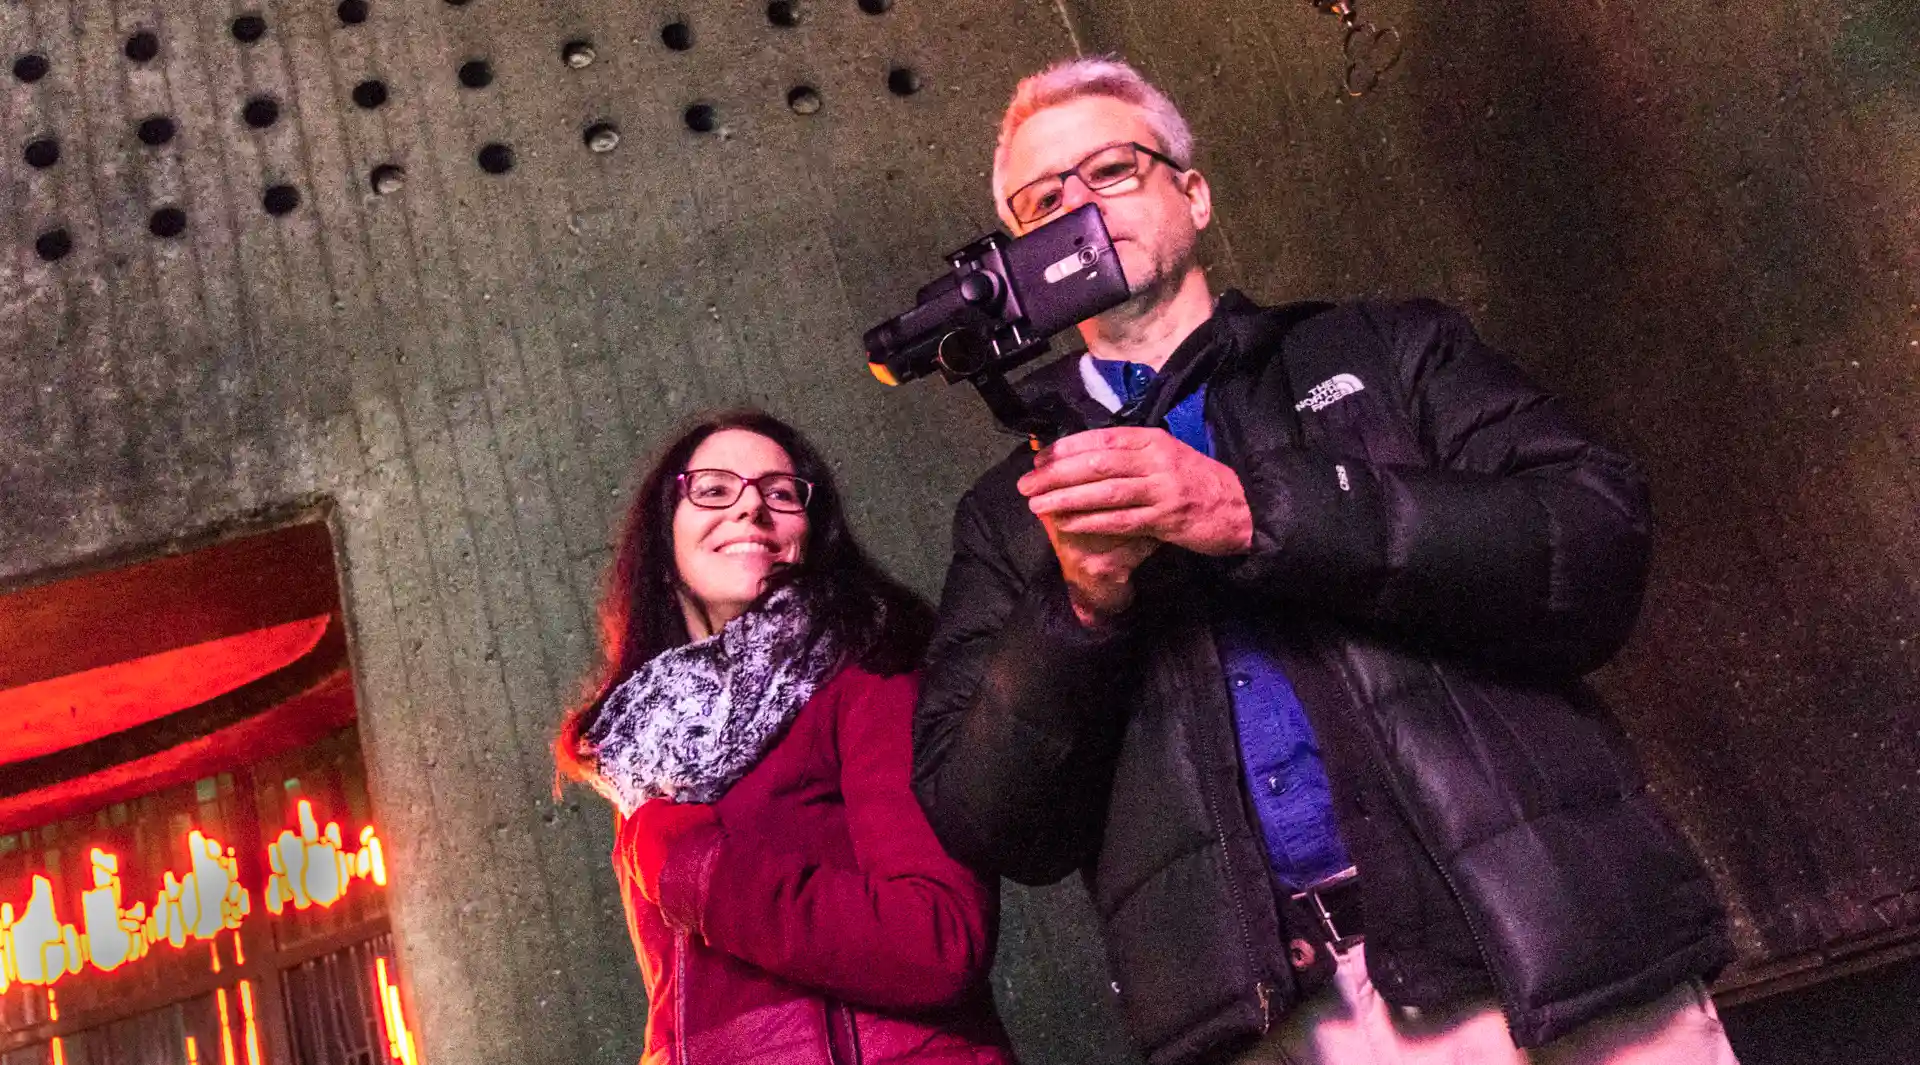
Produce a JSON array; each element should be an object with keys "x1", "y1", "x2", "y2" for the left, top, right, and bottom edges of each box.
[
  {"x1": 1183, "y1": 629, "x2": 1278, "y2": 1034},
  {"x1": 1320, "y1": 643, "x2": 1515, "y2": 1016},
  {"x1": 1203, "y1": 338, "x2": 1290, "y2": 1033},
  {"x1": 823, "y1": 999, "x2": 861, "y2": 1065},
  {"x1": 1190, "y1": 385, "x2": 1279, "y2": 1032},
  {"x1": 673, "y1": 929, "x2": 690, "y2": 1065},
  {"x1": 1261, "y1": 339, "x2": 1513, "y2": 1019},
  {"x1": 1416, "y1": 664, "x2": 1520, "y2": 1013}
]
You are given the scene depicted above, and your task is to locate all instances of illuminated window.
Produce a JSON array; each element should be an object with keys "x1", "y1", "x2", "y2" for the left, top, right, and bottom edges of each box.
[{"x1": 0, "y1": 523, "x2": 419, "y2": 1065}]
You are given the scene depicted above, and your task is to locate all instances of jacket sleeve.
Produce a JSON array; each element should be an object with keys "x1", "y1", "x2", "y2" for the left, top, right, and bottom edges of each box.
[
  {"x1": 1222, "y1": 300, "x2": 1652, "y2": 676},
  {"x1": 910, "y1": 485, "x2": 1138, "y2": 886},
  {"x1": 654, "y1": 671, "x2": 999, "y2": 1013}
]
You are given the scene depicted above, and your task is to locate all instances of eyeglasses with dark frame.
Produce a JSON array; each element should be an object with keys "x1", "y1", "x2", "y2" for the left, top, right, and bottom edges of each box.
[
  {"x1": 1005, "y1": 141, "x2": 1189, "y2": 226},
  {"x1": 676, "y1": 469, "x2": 815, "y2": 513}
]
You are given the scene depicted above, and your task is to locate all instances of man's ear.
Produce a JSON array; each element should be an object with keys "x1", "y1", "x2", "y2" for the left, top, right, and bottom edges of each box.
[{"x1": 1182, "y1": 167, "x2": 1214, "y2": 232}]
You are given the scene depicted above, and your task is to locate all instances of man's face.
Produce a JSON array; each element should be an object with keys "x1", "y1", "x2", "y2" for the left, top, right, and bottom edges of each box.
[{"x1": 999, "y1": 95, "x2": 1210, "y2": 302}]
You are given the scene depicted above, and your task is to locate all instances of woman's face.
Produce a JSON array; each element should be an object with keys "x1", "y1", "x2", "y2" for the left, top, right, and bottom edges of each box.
[{"x1": 671, "y1": 429, "x2": 810, "y2": 638}]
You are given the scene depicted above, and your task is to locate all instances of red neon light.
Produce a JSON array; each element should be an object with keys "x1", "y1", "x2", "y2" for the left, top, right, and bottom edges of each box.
[
  {"x1": 0, "y1": 805, "x2": 386, "y2": 992},
  {"x1": 375, "y1": 957, "x2": 419, "y2": 1065},
  {"x1": 80, "y1": 850, "x2": 144, "y2": 972},
  {"x1": 216, "y1": 987, "x2": 239, "y2": 1065},
  {"x1": 239, "y1": 979, "x2": 263, "y2": 1065},
  {"x1": 48, "y1": 989, "x2": 65, "y2": 1065},
  {"x1": 265, "y1": 801, "x2": 385, "y2": 914}
]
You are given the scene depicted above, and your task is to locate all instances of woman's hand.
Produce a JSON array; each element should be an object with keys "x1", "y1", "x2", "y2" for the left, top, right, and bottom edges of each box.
[{"x1": 617, "y1": 799, "x2": 722, "y2": 904}]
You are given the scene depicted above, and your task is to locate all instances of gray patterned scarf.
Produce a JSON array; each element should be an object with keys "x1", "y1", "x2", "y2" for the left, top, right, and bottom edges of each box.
[{"x1": 583, "y1": 583, "x2": 845, "y2": 814}]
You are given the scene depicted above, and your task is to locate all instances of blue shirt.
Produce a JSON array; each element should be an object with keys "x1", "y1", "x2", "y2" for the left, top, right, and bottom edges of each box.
[{"x1": 1087, "y1": 357, "x2": 1352, "y2": 891}]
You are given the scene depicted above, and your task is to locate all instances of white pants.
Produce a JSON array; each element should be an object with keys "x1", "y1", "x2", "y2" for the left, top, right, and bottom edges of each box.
[{"x1": 1232, "y1": 942, "x2": 1741, "y2": 1065}]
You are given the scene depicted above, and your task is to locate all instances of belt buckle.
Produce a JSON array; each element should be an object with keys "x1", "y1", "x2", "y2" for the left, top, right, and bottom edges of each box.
[{"x1": 1290, "y1": 866, "x2": 1361, "y2": 948}]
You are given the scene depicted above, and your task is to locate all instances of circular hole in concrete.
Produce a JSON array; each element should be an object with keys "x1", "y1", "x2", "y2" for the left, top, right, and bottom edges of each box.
[
  {"x1": 583, "y1": 121, "x2": 620, "y2": 153},
  {"x1": 858, "y1": 0, "x2": 893, "y2": 13},
  {"x1": 661, "y1": 21, "x2": 693, "y2": 51},
  {"x1": 352, "y1": 79, "x2": 389, "y2": 109},
  {"x1": 242, "y1": 95, "x2": 280, "y2": 128},
  {"x1": 24, "y1": 137, "x2": 60, "y2": 169},
  {"x1": 124, "y1": 31, "x2": 160, "y2": 63},
  {"x1": 370, "y1": 164, "x2": 405, "y2": 195},
  {"x1": 477, "y1": 142, "x2": 515, "y2": 174},
  {"x1": 374, "y1": 163, "x2": 408, "y2": 194},
  {"x1": 683, "y1": 103, "x2": 716, "y2": 133},
  {"x1": 562, "y1": 40, "x2": 595, "y2": 68},
  {"x1": 149, "y1": 206, "x2": 188, "y2": 238},
  {"x1": 14, "y1": 54, "x2": 51, "y2": 83},
  {"x1": 787, "y1": 85, "x2": 822, "y2": 114},
  {"x1": 262, "y1": 184, "x2": 301, "y2": 216},
  {"x1": 444, "y1": 0, "x2": 472, "y2": 6},
  {"x1": 337, "y1": 0, "x2": 370, "y2": 24},
  {"x1": 231, "y1": 14, "x2": 267, "y2": 43},
  {"x1": 458, "y1": 59, "x2": 493, "y2": 88},
  {"x1": 35, "y1": 228, "x2": 73, "y2": 262},
  {"x1": 137, "y1": 115, "x2": 177, "y2": 145},
  {"x1": 767, "y1": 1, "x2": 802, "y2": 27},
  {"x1": 886, "y1": 65, "x2": 920, "y2": 96}
]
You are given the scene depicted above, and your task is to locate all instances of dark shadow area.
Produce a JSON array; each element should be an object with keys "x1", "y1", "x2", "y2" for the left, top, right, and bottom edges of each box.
[
  {"x1": 1722, "y1": 955, "x2": 1920, "y2": 1065},
  {"x1": 1404, "y1": 0, "x2": 1920, "y2": 976}
]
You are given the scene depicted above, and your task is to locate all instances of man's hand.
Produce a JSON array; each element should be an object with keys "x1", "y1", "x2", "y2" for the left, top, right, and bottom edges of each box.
[
  {"x1": 1038, "y1": 520, "x2": 1158, "y2": 626},
  {"x1": 1019, "y1": 428, "x2": 1254, "y2": 557}
]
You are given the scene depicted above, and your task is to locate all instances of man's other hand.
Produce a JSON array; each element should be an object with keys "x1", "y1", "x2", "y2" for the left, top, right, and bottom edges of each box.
[
  {"x1": 1037, "y1": 520, "x2": 1157, "y2": 626},
  {"x1": 1019, "y1": 428, "x2": 1254, "y2": 557}
]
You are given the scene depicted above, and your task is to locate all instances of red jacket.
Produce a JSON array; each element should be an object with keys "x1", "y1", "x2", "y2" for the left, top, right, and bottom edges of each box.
[{"x1": 615, "y1": 665, "x2": 1016, "y2": 1065}]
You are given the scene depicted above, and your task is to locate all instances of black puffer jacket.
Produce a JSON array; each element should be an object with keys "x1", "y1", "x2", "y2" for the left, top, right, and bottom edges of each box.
[{"x1": 912, "y1": 294, "x2": 1732, "y2": 1065}]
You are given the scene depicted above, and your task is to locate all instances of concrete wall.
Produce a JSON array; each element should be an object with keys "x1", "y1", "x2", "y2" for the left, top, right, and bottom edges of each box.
[{"x1": 3, "y1": 1, "x2": 1916, "y2": 1063}]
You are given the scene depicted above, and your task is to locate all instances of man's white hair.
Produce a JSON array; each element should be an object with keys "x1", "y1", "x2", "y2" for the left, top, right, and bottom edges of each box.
[{"x1": 991, "y1": 56, "x2": 1196, "y2": 220}]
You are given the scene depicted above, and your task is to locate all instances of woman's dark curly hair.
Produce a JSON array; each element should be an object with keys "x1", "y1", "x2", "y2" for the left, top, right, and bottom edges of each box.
[{"x1": 554, "y1": 409, "x2": 933, "y2": 783}]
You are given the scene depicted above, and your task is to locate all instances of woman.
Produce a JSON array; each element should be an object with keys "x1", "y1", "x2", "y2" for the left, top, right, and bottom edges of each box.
[{"x1": 556, "y1": 410, "x2": 1015, "y2": 1065}]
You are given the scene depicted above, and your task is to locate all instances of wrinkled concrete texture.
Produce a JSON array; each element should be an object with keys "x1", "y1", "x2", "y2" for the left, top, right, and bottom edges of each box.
[{"x1": 2, "y1": 1, "x2": 1915, "y2": 1063}]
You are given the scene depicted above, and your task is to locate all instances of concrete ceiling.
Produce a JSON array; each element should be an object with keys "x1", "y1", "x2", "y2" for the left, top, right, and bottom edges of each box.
[{"x1": 0, "y1": 520, "x2": 350, "y2": 832}]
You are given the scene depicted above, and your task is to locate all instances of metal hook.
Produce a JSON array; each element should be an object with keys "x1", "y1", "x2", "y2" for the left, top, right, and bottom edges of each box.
[
  {"x1": 1308, "y1": 0, "x2": 1403, "y2": 97},
  {"x1": 1342, "y1": 20, "x2": 1404, "y2": 97}
]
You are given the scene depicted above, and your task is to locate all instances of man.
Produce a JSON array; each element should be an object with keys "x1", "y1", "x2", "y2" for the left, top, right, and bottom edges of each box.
[{"x1": 911, "y1": 57, "x2": 1738, "y2": 1065}]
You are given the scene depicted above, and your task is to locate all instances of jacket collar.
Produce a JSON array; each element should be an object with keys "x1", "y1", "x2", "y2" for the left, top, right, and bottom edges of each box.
[
  {"x1": 1128, "y1": 290, "x2": 1332, "y2": 430},
  {"x1": 1017, "y1": 290, "x2": 1334, "y2": 433}
]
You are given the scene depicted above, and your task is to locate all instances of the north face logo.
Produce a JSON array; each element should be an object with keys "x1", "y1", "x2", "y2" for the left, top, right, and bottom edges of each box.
[{"x1": 1295, "y1": 373, "x2": 1366, "y2": 412}]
